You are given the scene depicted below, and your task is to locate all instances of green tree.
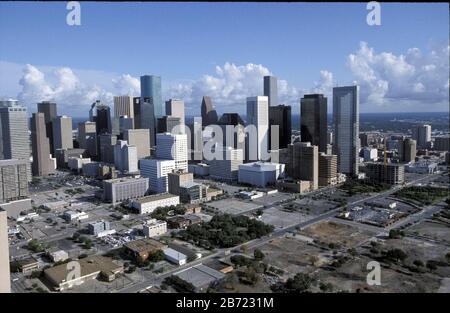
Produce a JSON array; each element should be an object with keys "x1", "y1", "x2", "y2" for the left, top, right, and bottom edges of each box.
[{"x1": 253, "y1": 249, "x2": 265, "y2": 261}]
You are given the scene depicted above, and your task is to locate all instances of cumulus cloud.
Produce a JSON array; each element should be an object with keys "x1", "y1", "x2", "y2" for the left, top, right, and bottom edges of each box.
[
  {"x1": 348, "y1": 41, "x2": 449, "y2": 110},
  {"x1": 112, "y1": 74, "x2": 140, "y2": 96}
]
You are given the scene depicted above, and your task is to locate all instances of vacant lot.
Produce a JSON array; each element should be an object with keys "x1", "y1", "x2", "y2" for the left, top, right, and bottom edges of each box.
[
  {"x1": 406, "y1": 220, "x2": 450, "y2": 244},
  {"x1": 300, "y1": 221, "x2": 376, "y2": 249},
  {"x1": 394, "y1": 186, "x2": 449, "y2": 206}
]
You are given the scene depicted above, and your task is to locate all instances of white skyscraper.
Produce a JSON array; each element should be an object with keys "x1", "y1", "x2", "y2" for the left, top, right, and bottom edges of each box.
[
  {"x1": 156, "y1": 133, "x2": 188, "y2": 171},
  {"x1": 246, "y1": 96, "x2": 269, "y2": 161},
  {"x1": 333, "y1": 85, "x2": 360, "y2": 177},
  {"x1": 412, "y1": 124, "x2": 432, "y2": 149},
  {"x1": 114, "y1": 140, "x2": 138, "y2": 173},
  {"x1": 140, "y1": 159, "x2": 176, "y2": 193}
]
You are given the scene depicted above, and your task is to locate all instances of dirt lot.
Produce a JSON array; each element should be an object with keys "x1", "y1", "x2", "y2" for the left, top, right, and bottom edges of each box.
[
  {"x1": 299, "y1": 221, "x2": 376, "y2": 249},
  {"x1": 406, "y1": 220, "x2": 450, "y2": 244}
]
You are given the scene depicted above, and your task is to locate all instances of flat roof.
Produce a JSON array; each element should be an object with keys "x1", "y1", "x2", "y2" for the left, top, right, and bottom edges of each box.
[
  {"x1": 124, "y1": 238, "x2": 167, "y2": 253},
  {"x1": 174, "y1": 264, "x2": 225, "y2": 289},
  {"x1": 133, "y1": 193, "x2": 179, "y2": 204}
]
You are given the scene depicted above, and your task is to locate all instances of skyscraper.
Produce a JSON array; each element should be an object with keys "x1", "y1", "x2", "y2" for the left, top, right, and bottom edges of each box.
[
  {"x1": 263, "y1": 76, "x2": 278, "y2": 107},
  {"x1": 333, "y1": 85, "x2": 360, "y2": 177},
  {"x1": 0, "y1": 159, "x2": 29, "y2": 203},
  {"x1": 37, "y1": 101, "x2": 57, "y2": 154},
  {"x1": 133, "y1": 97, "x2": 141, "y2": 129},
  {"x1": 412, "y1": 124, "x2": 432, "y2": 149},
  {"x1": 78, "y1": 121, "x2": 97, "y2": 157},
  {"x1": 246, "y1": 96, "x2": 269, "y2": 161},
  {"x1": 31, "y1": 113, "x2": 55, "y2": 176},
  {"x1": 165, "y1": 99, "x2": 185, "y2": 126},
  {"x1": 123, "y1": 129, "x2": 151, "y2": 159},
  {"x1": 217, "y1": 113, "x2": 246, "y2": 151},
  {"x1": 89, "y1": 101, "x2": 111, "y2": 135},
  {"x1": 52, "y1": 116, "x2": 73, "y2": 151},
  {"x1": 156, "y1": 133, "x2": 188, "y2": 171},
  {"x1": 140, "y1": 75, "x2": 163, "y2": 118},
  {"x1": 301, "y1": 94, "x2": 327, "y2": 153},
  {"x1": 114, "y1": 96, "x2": 134, "y2": 119},
  {"x1": 0, "y1": 209, "x2": 10, "y2": 293},
  {"x1": 398, "y1": 138, "x2": 417, "y2": 163},
  {"x1": 114, "y1": 140, "x2": 138, "y2": 173},
  {"x1": 319, "y1": 153, "x2": 338, "y2": 187},
  {"x1": 140, "y1": 159, "x2": 176, "y2": 193},
  {"x1": 98, "y1": 134, "x2": 117, "y2": 164},
  {"x1": 269, "y1": 105, "x2": 292, "y2": 150},
  {"x1": 201, "y1": 96, "x2": 218, "y2": 127},
  {"x1": 0, "y1": 100, "x2": 31, "y2": 180}
]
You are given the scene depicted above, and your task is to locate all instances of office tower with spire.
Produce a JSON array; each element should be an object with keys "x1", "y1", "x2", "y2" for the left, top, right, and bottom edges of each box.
[
  {"x1": 333, "y1": 85, "x2": 360, "y2": 177},
  {"x1": 301, "y1": 94, "x2": 328, "y2": 153},
  {"x1": 0, "y1": 100, "x2": 31, "y2": 181},
  {"x1": 201, "y1": 96, "x2": 218, "y2": 127}
]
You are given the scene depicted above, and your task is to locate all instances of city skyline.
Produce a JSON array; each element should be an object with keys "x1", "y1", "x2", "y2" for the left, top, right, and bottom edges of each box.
[{"x1": 0, "y1": 2, "x2": 448, "y2": 116}]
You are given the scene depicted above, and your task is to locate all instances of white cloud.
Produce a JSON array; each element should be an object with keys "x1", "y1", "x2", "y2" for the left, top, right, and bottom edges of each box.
[
  {"x1": 112, "y1": 74, "x2": 140, "y2": 96},
  {"x1": 348, "y1": 41, "x2": 449, "y2": 110}
]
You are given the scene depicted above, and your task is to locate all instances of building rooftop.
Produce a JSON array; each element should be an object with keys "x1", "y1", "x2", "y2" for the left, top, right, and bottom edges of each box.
[
  {"x1": 174, "y1": 264, "x2": 225, "y2": 289},
  {"x1": 239, "y1": 161, "x2": 281, "y2": 171},
  {"x1": 133, "y1": 193, "x2": 179, "y2": 204},
  {"x1": 124, "y1": 238, "x2": 167, "y2": 254}
]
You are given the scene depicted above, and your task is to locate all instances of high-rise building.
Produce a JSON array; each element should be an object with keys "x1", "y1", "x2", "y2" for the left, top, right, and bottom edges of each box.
[
  {"x1": 140, "y1": 75, "x2": 163, "y2": 118},
  {"x1": 0, "y1": 209, "x2": 10, "y2": 293},
  {"x1": 157, "y1": 116, "x2": 181, "y2": 134},
  {"x1": 263, "y1": 76, "x2": 278, "y2": 107},
  {"x1": 209, "y1": 146, "x2": 243, "y2": 182},
  {"x1": 140, "y1": 159, "x2": 176, "y2": 193},
  {"x1": 412, "y1": 124, "x2": 432, "y2": 149},
  {"x1": 168, "y1": 170, "x2": 194, "y2": 196},
  {"x1": 333, "y1": 85, "x2": 360, "y2": 177},
  {"x1": 398, "y1": 138, "x2": 417, "y2": 163},
  {"x1": 300, "y1": 94, "x2": 327, "y2": 153},
  {"x1": 90, "y1": 101, "x2": 112, "y2": 135},
  {"x1": 217, "y1": 113, "x2": 246, "y2": 151},
  {"x1": 434, "y1": 136, "x2": 450, "y2": 152},
  {"x1": 0, "y1": 159, "x2": 29, "y2": 203},
  {"x1": 103, "y1": 177, "x2": 148, "y2": 205},
  {"x1": 52, "y1": 116, "x2": 73, "y2": 151},
  {"x1": 319, "y1": 153, "x2": 338, "y2": 187},
  {"x1": 156, "y1": 133, "x2": 188, "y2": 171},
  {"x1": 165, "y1": 99, "x2": 185, "y2": 126},
  {"x1": 365, "y1": 162, "x2": 405, "y2": 185},
  {"x1": 188, "y1": 117, "x2": 203, "y2": 162},
  {"x1": 119, "y1": 116, "x2": 134, "y2": 134},
  {"x1": 123, "y1": 129, "x2": 151, "y2": 159},
  {"x1": 201, "y1": 96, "x2": 218, "y2": 127},
  {"x1": 98, "y1": 134, "x2": 117, "y2": 164},
  {"x1": 78, "y1": 121, "x2": 97, "y2": 157},
  {"x1": 296, "y1": 142, "x2": 319, "y2": 190},
  {"x1": 37, "y1": 101, "x2": 57, "y2": 154},
  {"x1": 0, "y1": 100, "x2": 31, "y2": 181},
  {"x1": 246, "y1": 96, "x2": 269, "y2": 162},
  {"x1": 31, "y1": 113, "x2": 55, "y2": 176},
  {"x1": 269, "y1": 105, "x2": 292, "y2": 150},
  {"x1": 114, "y1": 96, "x2": 134, "y2": 119},
  {"x1": 133, "y1": 97, "x2": 141, "y2": 129},
  {"x1": 114, "y1": 140, "x2": 138, "y2": 173}
]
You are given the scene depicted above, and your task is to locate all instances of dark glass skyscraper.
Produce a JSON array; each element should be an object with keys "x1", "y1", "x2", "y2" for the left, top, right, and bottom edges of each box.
[
  {"x1": 37, "y1": 101, "x2": 57, "y2": 155},
  {"x1": 201, "y1": 96, "x2": 218, "y2": 127},
  {"x1": 269, "y1": 105, "x2": 292, "y2": 150},
  {"x1": 140, "y1": 75, "x2": 162, "y2": 147},
  {"x1": 300, "y1": 94, "x2": 327, "y2": 153}
]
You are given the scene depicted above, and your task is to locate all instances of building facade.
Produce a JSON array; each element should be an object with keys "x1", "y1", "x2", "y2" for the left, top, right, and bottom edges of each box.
[
  {"x1": 140, "y1": 158, "x2": 176, "y2": 193},
  {"x1": 300, "y1": 94, "x2": 327, "y2": 153},
  {"x1": 31, "y1": 113, "x2": 55, "y2": 176},
  {"x1": 103, "y1": 177, "x2": 149, "y2": 205},
  {"x1": 246, "y1": 96, "x2": 269, "y2": 162}
]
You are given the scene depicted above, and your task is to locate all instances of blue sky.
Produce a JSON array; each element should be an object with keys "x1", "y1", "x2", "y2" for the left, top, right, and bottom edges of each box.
[{"x1": 0, "y1": 2, "x2": 448, "y2": 116}]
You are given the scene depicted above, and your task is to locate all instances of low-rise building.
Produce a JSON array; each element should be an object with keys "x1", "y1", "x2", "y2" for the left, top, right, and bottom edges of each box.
[
  {"x1": 188, "y1": 163, "x2": 210, "y2": 177},
  {"x1": 163, "y1": 247, "x2": 187, "y2": 266},
  {"x1": 49, "y1": 250, "x2": 69, "y2": 263},
  {"x1": 123, "y1": 238, "x2": 167, "y2": 262},
  {"x1": 238, "y1": 162, "x2": 285, "y2": 187},
  {"x1": 68, "y1": 157, "x2": 91, "y2": 173},
  {"x1": 143, "y1": 219, "x2": 167, "y2": 238},
  {"x1": 167, "y1": 214, "x2": 202, "y2": 229},
  {"x1": 62, "y1": 210, "x2": 89, "y2": 222},
  {"x1": 44, "y1": 255, "x2": 123, "y2": 291},
  {"x1": 131, "y1": 193, "x2": 180, "y2": 215},
  {"x1": 87, "y1": 220, "x2": 111, "y2": 236},
  {"x1": 405, "y1": 160, "x2": 438, "y2": 174}
]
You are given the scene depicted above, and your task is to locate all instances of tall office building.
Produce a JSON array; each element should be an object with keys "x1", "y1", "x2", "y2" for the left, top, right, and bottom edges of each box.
[
  {"x1": 269, "y1": 105, "x2": 292, "y2": 150},
  {"x1": 114, "y1": 96, "x2": 134, "y2": 119},
  {"x1": 217, "y1": 113, "x2": 246, "y2": 151},
  {"x1": 31, "y1": 113, "x2": 55, "y2": 176},
  {"x1": 157, "y1": 116, "x2": 181, "y2": 134},
  {"x1": 319, "y1": 153, "x2": 338, "y2": 187},
  {"x1": 37, "y1": 101, "x2": 57, "y2": 154},
  {"x1": 0, "y1": 159, "x2": 29, "y2": 203},
  {"x1": 188, "y1": 117, "x2": 203, "y2": 162},
  {"x1": 168, "y1": 170, "x2": 194, "y2": 196},
  {"x1": 296, "y1": 142, "x2": 319, "y2": 190},
  {"x1": 201, "y1": 96, "x2": 218, "y2": 127},
  {"x1": 140, "y1": 159, "x2": 176, "y2": 193},
  {"x1": 246, "y1": 96, "x2": 269, "y2": 161},
  {"x1": 133, "y1": 97, "x2": 141, "y2": 129},
  {"x1": 412, "y1": 124, "x2": 432, "y2": 149},
  {"x1": 52, "y1": 116, "x2": 73, "y2": 151},
  {"x1": 123, "y1": 129, "x2": 151, "y2": 159},
  {"x1": 140, "y1": 75, "x2": 163, "y2": 118},
  {"x1": 119, "y1": 116, "x2": 134, "y2": 134},
  {"x1": 434, "y1": 136, "x2": 450, "y2": 152},
  {"x1": 398, "y1": 138, "x2": 417, "y2": 163},
  {"x1": 0, "y1": 100, "x2": 31, "y2": 181},
  {"x1": 301, "y1": 94, "x2": 327, "y2": 153},
  {"x1": 263, "y1": 76, "x2": 278, "y2": 107},
  {"x1": 90, "y1": 101, "x2": 112, "y2": 135},
  {"x1": 209, "y1": 146, "x2": 243, "y2": 181},
  {"x1": 165, "y1": 99, "x2": 185, "y2": 126},
  {"x1": 78, "y1": 121, "x2": 97, "y2": 157},
  {"x1": 156, "y1": 133, "x2": 188, "y2": 171},
  {"x1": 332, "y1": 85, "x2": 360, "y2": 177},
  {"x1": 98, "y1": 134, "x2": 117, "y2": 164},
  {"x1": 114, "y1": 140, "x2": 138, "y2": 173},
  {"x1": 0, "y1": 209, "x2": 10, "y2": 293}
]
